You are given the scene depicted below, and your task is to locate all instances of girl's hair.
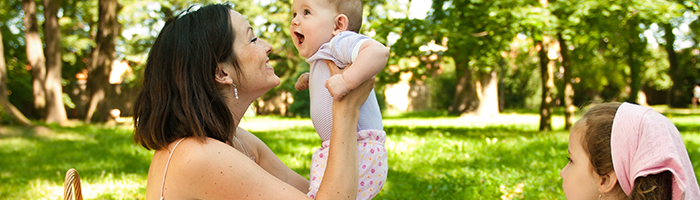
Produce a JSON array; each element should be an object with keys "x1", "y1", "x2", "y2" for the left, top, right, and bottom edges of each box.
[
  {"x1": 133, "y1": 4, "x2": 242, "y2": 150},
  {"x1": 581, "y1": 102, "x2": 673, "y2": 199}
]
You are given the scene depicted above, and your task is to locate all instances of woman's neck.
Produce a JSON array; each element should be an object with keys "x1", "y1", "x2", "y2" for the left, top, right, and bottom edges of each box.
[{"x1": 226, "y1": 94, "x2": 254, "y2": 129}]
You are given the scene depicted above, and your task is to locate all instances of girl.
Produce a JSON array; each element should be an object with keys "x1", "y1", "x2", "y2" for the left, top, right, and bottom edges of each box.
[{"x1": 560, "y1": 102, "x2": 699, "y2": 199}]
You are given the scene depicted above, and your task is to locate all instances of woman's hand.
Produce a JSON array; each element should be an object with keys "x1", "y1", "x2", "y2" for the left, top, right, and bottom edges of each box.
[
  {"x1": 295, "y1": 72, "x2": 310, "y2": 91},
  {"x1": 325, "y1": 60, "x2": 373, "y2": 108}
]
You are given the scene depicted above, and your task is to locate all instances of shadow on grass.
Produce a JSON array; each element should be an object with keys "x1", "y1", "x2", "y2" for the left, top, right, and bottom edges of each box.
[
  {"x1": 0, "y1": 124, "x2": 151, "y2": 199},
  {"x1": 675, "y1": 123, "x2": 700, "y2": 133},
  {"x1": 251, "y1": 126, "x2": 318, "y2": 176},
  {"x1": 384, "y1": 125, "x2": 542, "y2": 138},
  {"x1": 383, "y1": 110, "x2": 452, "y2": 119}
]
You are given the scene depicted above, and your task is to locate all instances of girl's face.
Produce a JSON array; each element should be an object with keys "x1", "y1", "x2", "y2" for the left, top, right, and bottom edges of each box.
[
  {"x1": 289, "y1": 0, "x2": 338, "y2": 58},
  {"x1": 230, "y1": 10, "x2": 280, "y2": 98},
  {"x1": 560, "y1": 120, "x2": 602, "y2": 200}
]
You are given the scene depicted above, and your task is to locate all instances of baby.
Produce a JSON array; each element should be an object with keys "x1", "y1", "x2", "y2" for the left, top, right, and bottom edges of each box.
[{"x1": 289, "y1": 0, "x2": 389, "y2": 199}]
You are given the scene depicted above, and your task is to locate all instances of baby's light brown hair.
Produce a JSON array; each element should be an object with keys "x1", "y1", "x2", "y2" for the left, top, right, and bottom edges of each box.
[{"x1": 329, "y1": 0, "x2": 363, "y2": 33}]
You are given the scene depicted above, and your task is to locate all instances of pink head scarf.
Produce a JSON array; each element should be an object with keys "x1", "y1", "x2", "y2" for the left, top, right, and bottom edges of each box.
[{"x1": 611, "y1": 102, "x2": 700, "y2": 199}]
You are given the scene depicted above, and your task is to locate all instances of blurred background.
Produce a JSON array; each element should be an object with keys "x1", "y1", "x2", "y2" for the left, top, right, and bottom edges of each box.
[
  {"x1": 1, "y1": 0, "x2": 700, "y2": 126},
  {"x1": 1, "y1": 0, "x2": 700, "y2": 199}
]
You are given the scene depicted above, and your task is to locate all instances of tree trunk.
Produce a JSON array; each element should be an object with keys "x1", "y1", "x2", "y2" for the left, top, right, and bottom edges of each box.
[
  {"x1": 43, "y1": 0, "x2": 68, "y2": 124},
  {"x1": 23, "y1": 0, "x2": 46, "y2": 118},
  {"x1": 475, "y1": 68, "x2": 499, "y2": 116},
  {"x1": 448, "y1": 58, "x2": 477, "y2": 115},
  {"x1": 558, "y1": 33, "x2": 574, "y2": 130},
  {"x1": 663, "y1": 23, "x2": 682, "y2": 108},
  {"x1": 86, "y1": 0, "x2": 121, "y2": 123},
  {"x1": 0, "y1": 27, "x2": 32, "y2": 126},
  {"x1": 627, "y1": 20, "x2": 641, "y2": 104},
  {"x1": 536, "y1": 39, "x2": 554, "y2": 131}
]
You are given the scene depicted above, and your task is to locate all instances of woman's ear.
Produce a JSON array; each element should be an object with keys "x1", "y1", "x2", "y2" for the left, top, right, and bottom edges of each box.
[
  {"x1": 332, "y1": 14, "x2": 349, "y2": 36},
  {"x1": 598, "y1": 171, "x2": 620, "y2": 194},
  {"x1": 215, "y1": 63, "x2": 234, "y2": 85}
]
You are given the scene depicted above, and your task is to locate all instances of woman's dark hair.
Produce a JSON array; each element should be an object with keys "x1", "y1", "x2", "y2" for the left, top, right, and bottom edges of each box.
[
  {"x1": 581, "y1": 102, "x2": 673, "y2": 200},
  {"x1": 133, "y1": 4, "x2": 243, "y2": 150}
]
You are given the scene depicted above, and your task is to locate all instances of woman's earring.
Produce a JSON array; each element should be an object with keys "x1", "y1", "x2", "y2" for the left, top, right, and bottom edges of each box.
[
  {"x1": 232, "y1": 83, "x2": 239, "y2": 99},
  {"x1": 599, "y1": 194, "x2": 602, "y2": 200}
]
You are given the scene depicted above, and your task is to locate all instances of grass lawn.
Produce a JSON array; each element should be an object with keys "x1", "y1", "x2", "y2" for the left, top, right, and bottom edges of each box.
[{"x1": 1, "y1": 110, "x2": 699, "y2": 199}]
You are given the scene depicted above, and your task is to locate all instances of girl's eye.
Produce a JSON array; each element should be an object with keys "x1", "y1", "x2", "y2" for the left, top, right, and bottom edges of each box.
[
  {"x1": 304, "y1": 9, "x2": 310, "y2": 15},
  {"x1": 567, "y1": 156, "x2": 572, "y2": 163}
]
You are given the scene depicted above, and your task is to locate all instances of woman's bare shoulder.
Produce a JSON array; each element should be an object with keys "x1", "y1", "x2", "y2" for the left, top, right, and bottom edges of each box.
[{"x1": 161, "y1": 137, "x2": 310, "y2": 199}]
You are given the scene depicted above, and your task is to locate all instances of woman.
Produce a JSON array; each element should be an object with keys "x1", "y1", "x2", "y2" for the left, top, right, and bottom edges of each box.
[
  {"x1": 133, "y1": 4, "x2": 370, "y2": 199},
  {"x1": 560, "y1": 102, "x2": 699, "y2": 199}
]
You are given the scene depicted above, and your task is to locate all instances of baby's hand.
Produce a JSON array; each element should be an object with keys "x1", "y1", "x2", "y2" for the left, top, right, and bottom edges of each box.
[
  {"x1": 295, "y1": 72, "x2": 310, "y2": 91},
  {"x1": 325, "y1": 74, "x2": 350, "y2": 101}
]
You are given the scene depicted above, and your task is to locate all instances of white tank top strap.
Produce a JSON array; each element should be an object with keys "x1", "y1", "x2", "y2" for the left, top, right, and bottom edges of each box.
[
  {"x1": 233, "y1": 135, "x2": 255, "y2": 161},
  {"x1": 160, "y1": 137, "x2": 186, "y2": 200}
]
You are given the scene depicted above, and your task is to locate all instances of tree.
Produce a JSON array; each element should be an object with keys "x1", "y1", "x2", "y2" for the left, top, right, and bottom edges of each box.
[
  {"x1": 558, "y1": 33, "x2": 574, "y2": 130},
  {"x1": 536, "y1": 38, "x2": 555, "y2": 131},
  {"x1": 436, "y1": 0, "x2": 524, "y2": 116},
  {"x1": 374, "y1": 0, "x2": 529, "y2": 116},
  {"x1": 523, "y1": 0, "x2": 556, "y2": 131},
  {"x1": 0, "y1": 26, "x2": 32, "y2": 126},
  {"x1": 43, "y1": 0, "x2": 68, "y2": 124},
  {"x1": 85, "y1": 0, "x2": 121, "y2": 122},
  {"x1": 624, "y1": 0, "x2": 685, "y2": 107},
  {"x1": 664, "y1": 22, "x2": 682, "y2": 107},
  {"x1": 626, "y1": 17, "x2": 643, "y2": 104},
  {"x1": 549, "y1": 0, "x2": 588, "y2": 130},
  {"x1": 23, "y1": 0, "x2": 46, "y2": 118}
]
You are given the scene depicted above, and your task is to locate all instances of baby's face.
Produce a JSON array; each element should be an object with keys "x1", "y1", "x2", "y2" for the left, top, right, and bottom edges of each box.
[{"x1": 289, "y1": 0, "x2": 338, "y2": 58}]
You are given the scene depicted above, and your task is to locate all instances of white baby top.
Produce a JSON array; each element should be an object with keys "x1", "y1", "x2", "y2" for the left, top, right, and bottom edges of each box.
[{"x1": 306, "y1": 31, "x2": 384, "y2": 141}]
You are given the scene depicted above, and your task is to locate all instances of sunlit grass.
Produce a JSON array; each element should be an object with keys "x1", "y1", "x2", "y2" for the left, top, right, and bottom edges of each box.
[
  {"x1": 1, "y1": 110, "x2": 699, "y2": 199},
  {"x1": 0, "y1": 123, "x2": 151, "y2": 199},
  {"x1": 24, "y1": 174, "x2": 146, "y2": 199}
]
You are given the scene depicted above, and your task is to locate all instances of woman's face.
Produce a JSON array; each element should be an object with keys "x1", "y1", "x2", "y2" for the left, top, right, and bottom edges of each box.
[
  {"x1": 560, "y1": 119, "x2": 602, "y2": 200},
  {"x1": 229, "y1": 10, "x2": 280, "y2": 97}
]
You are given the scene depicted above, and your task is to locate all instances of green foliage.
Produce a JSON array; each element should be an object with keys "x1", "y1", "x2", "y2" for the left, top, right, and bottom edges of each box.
[
  {"x1": 427, "y1": 57, "x2": 457, "y2": 110},
  {"x1": 2, "y1": 31, "x2": 33, "y2": 115},
  {"x1": 3, "y1": 0, "x2": 700, "y2": 116},
  {"x1": 0, "y1": 107, "x2": 12, "y2": 124},
  {"x1": 57, "y1": 0, "x2": 97, "y2": 94},
  {"x1": 541, "y1": 0, "x2": 691, "y2": 105},
  {"x1": 643, "y1": 47, "x2": 673, "y2": 90},
  {"x1": 289, "y1": 86, "x2": 311, "y2": 117},
  {"x1": 501, "y1": 46, "x2": 541, "y2": 109}
]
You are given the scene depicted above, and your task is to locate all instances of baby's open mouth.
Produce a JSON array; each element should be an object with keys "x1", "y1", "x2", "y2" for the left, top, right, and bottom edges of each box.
[{"x1": 295, "y1": 32, "x2": 305, "y2": 45}]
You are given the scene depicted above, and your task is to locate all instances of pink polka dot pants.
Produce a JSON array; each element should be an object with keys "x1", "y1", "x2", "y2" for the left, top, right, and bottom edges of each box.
[{"x1": 307, "y1": 129, "x2": 388, "y2": 200}]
